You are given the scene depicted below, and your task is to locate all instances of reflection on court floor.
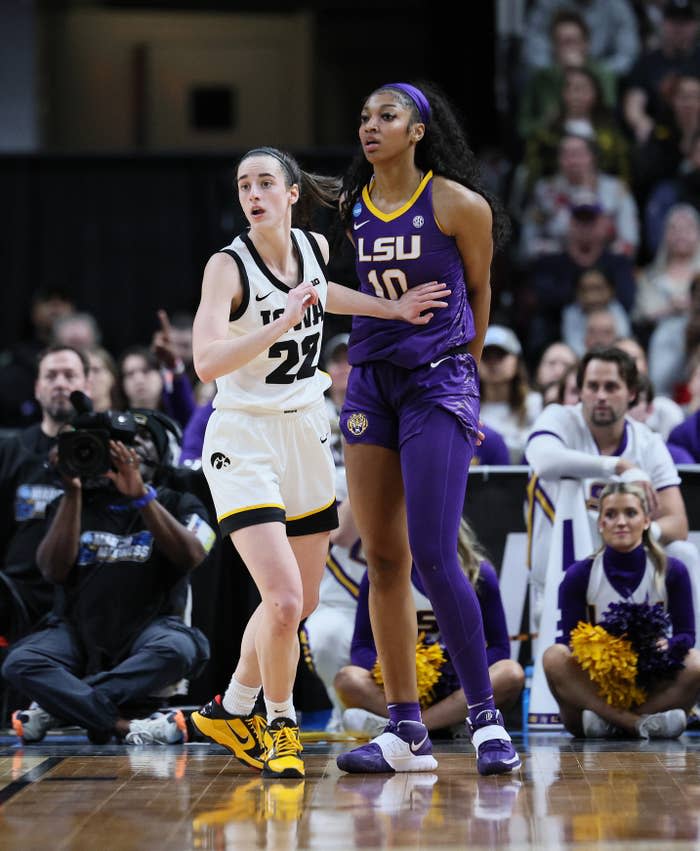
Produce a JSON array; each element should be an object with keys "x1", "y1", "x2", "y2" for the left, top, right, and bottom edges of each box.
[{"x1": 1, "y1": 734, "x2": 700, "y2": 850}]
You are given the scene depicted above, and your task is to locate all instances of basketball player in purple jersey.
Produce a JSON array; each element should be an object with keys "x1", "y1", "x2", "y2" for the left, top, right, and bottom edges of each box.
[{"x1": 335, "y1": 82, "x2": 521, "y2": 775}]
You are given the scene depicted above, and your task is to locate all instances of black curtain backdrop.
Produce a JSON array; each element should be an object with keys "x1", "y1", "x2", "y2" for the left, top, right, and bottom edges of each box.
[{"x1": 0, "y1": 152, "x2": 355, "y2": 359}]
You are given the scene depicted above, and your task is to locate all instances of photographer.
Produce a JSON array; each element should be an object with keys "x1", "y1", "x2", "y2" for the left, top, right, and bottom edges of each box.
[
  {"x1": 2, "y1": 407, "x2": 213, "y2": 744},
  {"x1": 0, "y1": 345, "x2": 90, "y2": 641}
]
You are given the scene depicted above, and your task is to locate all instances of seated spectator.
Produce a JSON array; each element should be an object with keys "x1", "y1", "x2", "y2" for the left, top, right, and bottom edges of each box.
[
  {"x1": 624, "y1": 2, "x2": 700, "y2": 150},
  {"x1": 583, "y1": 307, "x2": 624, "y2": 351},
  {"x1": 645, "y1": 131, "x2": 700, "y2": 255},
  {"x1": 0, "y1": 289, "x2": 74, "y2": 428},
  {"x1": 667, "y1": 361, "x2": 700, "y2": 458},
  {"x1": 562, "y1": 268, "x2": 631, "y2": 356},
  {"x1": 522, "y1": 0, "x2": 639, "y2": 77},
  {"x1": 3, "y1": 409, "x2": 213, "y2": 744},
  {"x1": 334, "y1": 517, "x2": 524, "y2": 738},
  {"x1": 523, "y1": 70, "x2": 630, "y2": 191},
  {"x1": 525, "y1": 347, "x2": 695, "y2": 628},
  {"x1": 528, "y1": 204, "x2": 636, "y2": 355},
  {"x1": 634, "y1": 204, "x2": 700, "y2": 395},
  {"x1": 631, "y1": 73, "x2": 700, "y2": 206},
  {"x1": 86, "y1": 346, "x2": 123, "y2": 412},
  {"x1": 52, "y1": 312, "x2": 101, "y2": 352},
  {"x1": 520, "y1": 136, "x2": 639, "y2": 262},
  {"x1": 543, "y1": 364, "x2": 581, "y2": 407},
  {"x1": 118, "y1": 345, "x2": 194, "y2": 438},
  {"x1": 534, "y1": 341, "x2": 579, "y2": 391},
  {"x1": 615, "y1": 336, "x2": 684, "y2": 438},
  {"x1": 543, "y1": 482, "x2": 700, "y2": 739},
  {"x1": 472, "y1": 423, "x2": 511, "y2": 466},
  {"x1": 179, "y1": 400, "x2": 213, "y2": 467},
  {"x1": 0, "y1": 346, "x2": 90, "y2": 641},
  {"x1": 517, "y1": 9, "x2": 617, "y2": 139},
  {"x1": 479, "y1": 326, "x2": 543, "y2": 464}
]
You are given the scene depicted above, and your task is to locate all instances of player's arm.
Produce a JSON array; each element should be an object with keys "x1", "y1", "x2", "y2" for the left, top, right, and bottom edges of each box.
[
  {"x1": 433, "y1": 178, "x2": 493, "y2": 363},
  {"x1": 192, "y1": 252, "x2": 317, "y2": 383},
  {"x1": 308, "y1": 232, "x2": 451, "y2": 325}
]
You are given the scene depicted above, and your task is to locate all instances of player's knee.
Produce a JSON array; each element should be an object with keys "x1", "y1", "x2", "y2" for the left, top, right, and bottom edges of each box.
[{"x1": 268, "y1": 592, "x2": 303, "y2": 631}]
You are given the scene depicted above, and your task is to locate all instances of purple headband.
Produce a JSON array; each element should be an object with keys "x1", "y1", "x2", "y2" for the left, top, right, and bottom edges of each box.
[{"x1": 381, "y1": 82, "x2": 431, "y2": 125}]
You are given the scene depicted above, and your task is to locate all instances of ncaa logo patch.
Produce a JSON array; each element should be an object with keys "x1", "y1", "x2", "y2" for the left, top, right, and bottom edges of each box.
[
  {"x1": 347, "y1": 412, "x2": 369, "y2": 436},
  {"x1": 352, "y1": 202, "x2": 362, "y2": 218},
  {"x1": 413, "y1": 215, "x2": 424, "y2": 228},
  {"x1": 210, "y1": 452, "x2": 231, "y2": 470}
]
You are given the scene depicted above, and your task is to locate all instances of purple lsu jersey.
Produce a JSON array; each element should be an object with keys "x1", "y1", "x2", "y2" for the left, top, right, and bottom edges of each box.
[{"x1": 348, "y1": 171, "x2": 475, "y2": 369}]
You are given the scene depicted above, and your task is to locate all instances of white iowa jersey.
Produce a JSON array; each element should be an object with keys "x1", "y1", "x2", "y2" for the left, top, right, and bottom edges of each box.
[
  {"x1": 527, "y1": 403, "x2": 680, "y2": 578},
  {"x1": 212, "y1": 228, "x2": 331, "y2": 413}
]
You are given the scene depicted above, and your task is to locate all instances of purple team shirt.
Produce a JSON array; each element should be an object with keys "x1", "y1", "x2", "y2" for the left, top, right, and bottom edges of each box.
[{"x1": 348, "y1": 172, "x2": 475, "y2": 369}]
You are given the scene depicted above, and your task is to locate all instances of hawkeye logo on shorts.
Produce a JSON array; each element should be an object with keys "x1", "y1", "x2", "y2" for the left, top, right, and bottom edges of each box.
[
  {"x1": 347, "y1": 413, "x2": 369, "y2": 436},
  {"x1": 210, "y1": 452, "x2": 231, "y2": 470}
]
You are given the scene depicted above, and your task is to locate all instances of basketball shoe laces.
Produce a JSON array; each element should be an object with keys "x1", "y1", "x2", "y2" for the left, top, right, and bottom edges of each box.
[
  {"x1": 270, "y1": 725, "x2": 303, "y2": 758},
  {"x1": 246, "y1": 713, "x2": 268, "y2": 743}
]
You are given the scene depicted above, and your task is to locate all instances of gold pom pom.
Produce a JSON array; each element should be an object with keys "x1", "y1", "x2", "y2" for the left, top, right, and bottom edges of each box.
[
  {"x1": 371, "y1": 633, "x2": 446, "y2": 708},
  {"x1": 570, "y1": 622, "x2": 646, "y2": 709}
]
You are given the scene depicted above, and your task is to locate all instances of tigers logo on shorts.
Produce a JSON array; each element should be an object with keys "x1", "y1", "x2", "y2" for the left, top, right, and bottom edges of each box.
[
  {"x1": 210, "y1": 452, "x2": 231, "y2": 470},
  {"x1": 346, "y1": 412, "x2": 369, "y2": 436}
]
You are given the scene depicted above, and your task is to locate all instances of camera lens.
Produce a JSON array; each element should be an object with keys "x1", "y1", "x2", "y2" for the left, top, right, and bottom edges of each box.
[{"x1": 58, "y1": 431, "x2": 111, "y2": 478}]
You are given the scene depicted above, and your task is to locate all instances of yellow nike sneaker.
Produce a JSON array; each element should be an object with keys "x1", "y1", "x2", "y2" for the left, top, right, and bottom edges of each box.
[
  {"x1": 262, "y1": 717, "x2": 304, "y2": 779},
  {"x1": 190, "y1": 695, "x2": 268, "y2": 771},
  {"x1": 264, "y1": 780, "x2": 305, "y2": 820}
]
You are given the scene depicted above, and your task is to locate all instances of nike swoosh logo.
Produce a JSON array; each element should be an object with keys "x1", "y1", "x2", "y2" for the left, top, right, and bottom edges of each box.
[
  {"x1": 410, "y1": 732, "x2": 429, "y2": 753},
  {"x1": 256, "y1": 291, "x2": 274, "y2": 301},
  {"x1": 320, "y1": 434, "x2": 329, "y2": 444},
  {"x1": 226, "y1": 722, "x2": 256, "y2": 749},
  {"x1": 501, "y1": 754, "x2": 521, "y2": 765},
  {"x1": 353, "y1": 220, "x2": 370, "y2": 231},
  {"x1": 430, "y1": 357, "x2": 450, "y2": 368}
]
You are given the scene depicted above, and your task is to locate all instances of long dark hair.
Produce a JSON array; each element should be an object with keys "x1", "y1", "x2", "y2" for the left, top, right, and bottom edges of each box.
[
  {"x1": 237, "y1": 146, "x2": 341, "y2": 229},
  {"x1": 338, "y1": 81, "x2": 510, "y2": 249}
]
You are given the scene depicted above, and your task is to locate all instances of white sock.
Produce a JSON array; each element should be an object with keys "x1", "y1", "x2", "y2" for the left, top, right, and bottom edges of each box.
[
  {"x1": 222, "y1": 676, "x2": 260, "y2": 716},
  {"x1": 265, "y1": 696, "x2": 296, "y2": 724}
]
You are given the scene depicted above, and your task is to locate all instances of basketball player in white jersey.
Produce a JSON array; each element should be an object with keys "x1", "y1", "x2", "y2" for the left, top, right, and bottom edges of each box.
[{"x1": 190, "y1": 147, "x2": 450, "y2": 778}]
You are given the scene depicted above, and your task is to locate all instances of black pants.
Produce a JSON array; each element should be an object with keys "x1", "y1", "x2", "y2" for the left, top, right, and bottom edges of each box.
[{"x1": 2, "y1": 616, "x2": 210, "y2": 734}]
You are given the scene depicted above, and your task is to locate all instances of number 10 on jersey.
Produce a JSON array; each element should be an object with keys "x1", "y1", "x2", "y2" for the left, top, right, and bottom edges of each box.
[{"x1": 367, "y1": 269, "x2": 409, "y2": 300}]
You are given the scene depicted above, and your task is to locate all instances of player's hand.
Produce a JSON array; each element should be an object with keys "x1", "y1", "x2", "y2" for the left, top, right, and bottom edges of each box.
[
  {"x1": 392, "y1": 281, "x2": 451, "y2": 325},
  {"x1": 152, "y1": 309, "x2": 179, "y2": 370},
  {"x1": 282, "y1": 282, "x2": 318, "y2": 331},
  {"x1": 475, "y1": 422, "x2": 485, "y2": 447},
  {"x1": 106, "y1": 440, "x2": 145, "y2": 498}
]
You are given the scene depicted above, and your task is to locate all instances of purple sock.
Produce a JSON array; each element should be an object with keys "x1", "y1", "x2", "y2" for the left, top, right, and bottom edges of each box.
[
  {"x1": 387, "y1": 702, "x2": 422, "y2": 725},
  {"x1": 401, "y1": 408, "x2": 496, "y2": 717}
]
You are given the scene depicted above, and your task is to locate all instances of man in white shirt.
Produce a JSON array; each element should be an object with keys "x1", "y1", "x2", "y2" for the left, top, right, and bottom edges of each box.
[{"x1": 525, "y1": 346, "x2": 694, "y2": 626}]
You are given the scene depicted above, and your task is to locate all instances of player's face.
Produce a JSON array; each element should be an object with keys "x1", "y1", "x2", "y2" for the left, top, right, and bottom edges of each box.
[
  {"x1": 35, "y1": 349, "x2": 89, "y2": 424},
  {"x1": 236, "y1": 156, "x2": 298, "y2": 229},
  {"x1": 580, "y1": 359, "x2": 633, "y2": 428},
  {"x1": 359, "y1": 93, "x2": 421, "y2": 162},
  {"x1": 598, "y1": 492, "x2": 649, "y2": 552}
]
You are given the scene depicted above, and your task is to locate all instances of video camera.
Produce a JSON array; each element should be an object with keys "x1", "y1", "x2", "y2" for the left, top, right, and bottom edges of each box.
[{"x1": 57, "y1": 391, "x2": 137, "y2": 479}]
